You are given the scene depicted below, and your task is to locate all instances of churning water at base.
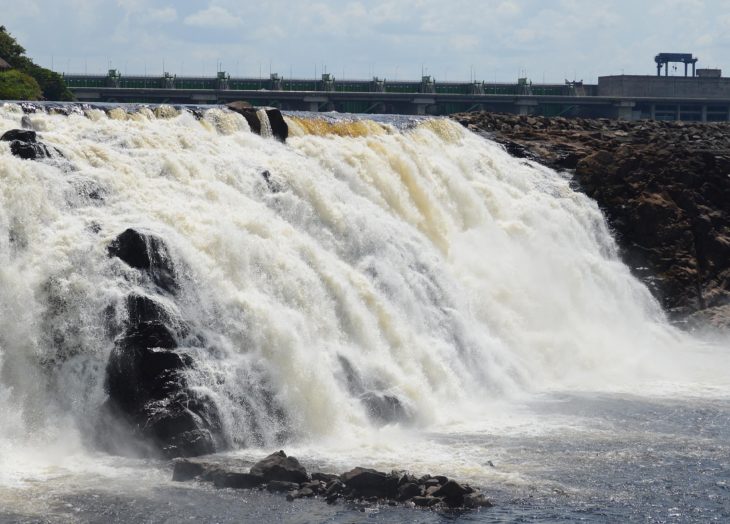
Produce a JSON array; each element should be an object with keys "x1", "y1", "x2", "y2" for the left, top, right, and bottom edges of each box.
[{"x1": 0, "y1": 103, "x2": 728, "y2": 522}]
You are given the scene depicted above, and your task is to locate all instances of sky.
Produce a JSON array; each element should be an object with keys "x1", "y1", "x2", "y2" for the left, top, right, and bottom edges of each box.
[{"x1": 2, "y1": 0, "x2": 730, "y2": 83}]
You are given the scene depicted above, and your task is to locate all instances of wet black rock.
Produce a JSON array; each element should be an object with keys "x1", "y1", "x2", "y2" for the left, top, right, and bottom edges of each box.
[
  {"x1": 102, "y1": 290, "x2": 221, "y2": 457},
  {"x1": 311, "y1": 472, "x2": 339, "y2": 483},
  {"x1": 249, "y1": 450, "x2": 309, "y2": 484},
  {"x1": 2, "y1": 129, "x2": 36, "y2": 142},
  {"x1": 325, "y1": 478, "x2": 345, "y2": 498},
  {"x1": 432, "y1": 480, "x2": 470, "y2": 508},
  {"x1": 261, "y1": 170, "x2": 281, "y2": 193},
  {"x1": 1, "y1": 128, "x2": 52, "y2": 160},
  {"x1": 397, "y1": 482, "x2": 422, "y2": 501},
  {"x1": 108, "y1": 228, "x2": 178, "y2": 294},
  {"x1": 100, "y1": 231, "x2": 222, "y2": 458},
  {"x1": 226, "y1": 102, "x2": 288, "y2": 142},
  {"x1": 264, "y1": 108, "x2": 288, "y2": 142},
  {"x1": 172, "y1": 459, "x2": 207, "y2": 481},
  {"x1": 340, "y1": 467, "x2": 398, "y2": 499}
]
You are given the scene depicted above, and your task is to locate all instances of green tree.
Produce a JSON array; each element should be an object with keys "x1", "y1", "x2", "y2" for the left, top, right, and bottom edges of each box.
[
  {"x1": 0, "y1": 69, "x2": 43, "y2": 100},
  {"x1": 0, "y1": 25, "x2": 73, "y2": 101}
]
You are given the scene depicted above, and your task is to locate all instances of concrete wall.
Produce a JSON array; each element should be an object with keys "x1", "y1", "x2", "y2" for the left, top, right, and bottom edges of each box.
[{"x1": 598, "y1": 75, "x2": 730, "y2": 99}]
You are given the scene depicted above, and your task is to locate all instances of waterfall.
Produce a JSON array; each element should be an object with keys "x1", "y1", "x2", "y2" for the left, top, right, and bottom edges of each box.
[{"x1": 0, "y1": 104, "x2": 716, "y2": 471}]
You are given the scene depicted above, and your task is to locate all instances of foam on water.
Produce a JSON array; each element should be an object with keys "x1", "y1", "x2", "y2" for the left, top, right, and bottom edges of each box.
[{"x1": 0, "y1": 104, "x2": 727, "y2": 497}]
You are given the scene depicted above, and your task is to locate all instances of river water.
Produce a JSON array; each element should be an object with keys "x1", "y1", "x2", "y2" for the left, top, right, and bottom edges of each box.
[{"x1": 0, "y1": 104, "x2": 727, "y2": 523}]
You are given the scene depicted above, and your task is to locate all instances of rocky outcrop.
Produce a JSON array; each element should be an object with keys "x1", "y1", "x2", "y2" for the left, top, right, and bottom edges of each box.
[
  {"x1": 172, "y1": 450, "x2": 493, "y2": 510},
  {"x1": 100, "y1": 228, "x2": 223, "y2": 458},
  {"x1": 1, "y1": 128, "x2": 53, "y2": 160},
  {"x1": 249, "y1": 450, "x2": 308, "y2": 483},
  {"x1": 453, "y1": 112, "x2": 730, "y2": 328},
  {"x1": 226, "y1": 101, "x2": 288, "y2": 142},
  {"x1": 107, "y1": 228, "x2": 178, "y2": 294}
]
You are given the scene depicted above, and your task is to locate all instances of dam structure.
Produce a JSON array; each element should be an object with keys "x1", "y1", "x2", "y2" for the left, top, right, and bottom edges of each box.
[{"x1": 62, "y1": 55, "x2": 730, "y2": 121}]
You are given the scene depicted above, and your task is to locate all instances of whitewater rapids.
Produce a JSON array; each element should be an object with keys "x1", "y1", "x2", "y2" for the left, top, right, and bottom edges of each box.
[{"x1": 0, "y1": 104, "x2": 727, "y2": 497}]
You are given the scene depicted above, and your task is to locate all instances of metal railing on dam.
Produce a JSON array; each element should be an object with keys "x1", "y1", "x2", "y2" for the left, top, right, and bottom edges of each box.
[{"x1": 63, "y1": 72, "x2": 730, "y2": 121}]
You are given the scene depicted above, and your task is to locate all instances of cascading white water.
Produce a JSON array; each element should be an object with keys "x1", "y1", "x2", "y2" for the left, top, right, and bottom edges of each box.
[{"x1": 0, "y1": 104, "x2": 726, "y2": 489}]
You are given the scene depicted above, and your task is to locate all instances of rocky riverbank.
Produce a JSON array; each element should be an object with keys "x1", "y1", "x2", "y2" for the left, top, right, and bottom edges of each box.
[
  {"x1": 172, "y1": 450, "x2": 493, "y2": 511},
  {"x1": 453, "y1": 112, "x2": 730, "y2": 329}
]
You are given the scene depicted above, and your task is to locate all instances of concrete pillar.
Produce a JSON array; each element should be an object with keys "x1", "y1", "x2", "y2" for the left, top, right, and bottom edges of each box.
[
  {"x1": 701, "y1": 105, "x2": 708, "y2": 123},
  {"x1": 685, "y1": 63, "x2": 688, "y2": 77},
  {"x1": 412, "y1": 97, "x2": 435, "y2": 116},
  {"x1": 614, "y1": 100, "x2": 636, "y2": 120},
  {"x1": 515, "y1": 99, "x2": 538, "y2": 116},
  {"x1": 303, "y1": 96, "x2": 328, "y2": 112},
  {"x1": 650, "y1": 104, "x2": 656, "y2": 120},
  {"x1": 677, "y1": 105, "x2": 681, "y2": 121}
]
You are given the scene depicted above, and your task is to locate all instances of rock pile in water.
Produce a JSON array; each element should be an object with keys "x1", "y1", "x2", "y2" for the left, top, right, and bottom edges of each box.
[
  {"x1": 453, "y1": 112, "x2": 730, "y2": 329},
  {"x1": 172, "y1": 450, "x2": 493, "y2": 510}
]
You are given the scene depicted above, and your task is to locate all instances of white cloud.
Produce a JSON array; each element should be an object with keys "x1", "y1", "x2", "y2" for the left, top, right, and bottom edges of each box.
[
  {"x1": 496, "y1": 0, "x2": 521, "y2": 16},
  {"x1": 184, "y1": 5, "x2": 243, "y2": 28},
  {"x1": 146, "y1": 6, "x2": 177, "y2": 23},
  {"x1": 449, "y1": 35, "x2": 480, "y2": 51}
]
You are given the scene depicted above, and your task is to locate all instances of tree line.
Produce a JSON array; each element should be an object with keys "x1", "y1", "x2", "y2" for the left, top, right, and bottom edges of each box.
[{"x1": 0, "y1": 26, "x2": 73, "y2": 101}]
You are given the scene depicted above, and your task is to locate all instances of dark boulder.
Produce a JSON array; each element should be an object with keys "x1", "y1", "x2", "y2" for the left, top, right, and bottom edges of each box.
[
  {"x1": 432, "y1": 480, "x2": 470, "y2": 507},
  {"x1": 108, "y1": 228, "x2": 178, "y2": 294},
  {"x1": 249, "y1": 450, "x2": 309, "y2": 483},
  {"x1": 340, "y1": 467, "x2": 398, "y2": 499},
  {"x1": 227, "y1": 103, "x2": 261, "y2": 135},
  {"x1": 325, "y1": 478, "x2": 345, "y2": 496},
  {"x1": 264, "y1": 108, "x2": 288, "y2": 142},
  {"x1": 311, "y1": 472, "x2": 339, "y2": 483},
  {"x1": 397, "y1": 482, "x2": 422, "y2": 501},
  {"x1": 1, "y1": 129, "x2": 37, "y2": 142},
  {"x1": 301, "y1": 480, "x2": 325, "y2": 494},
  {"x1": 226, "y1": 102, "x2": 288, "y2": 141},
  {"x1": 145, "y1": 400, "x2": 219, "y2": 458},
  {"x1": 1, "y1": 128, "x2": 52, "y2": 160},
  {"x1": 172, "y1": 459, "x2": 208, "y2": 481}
]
